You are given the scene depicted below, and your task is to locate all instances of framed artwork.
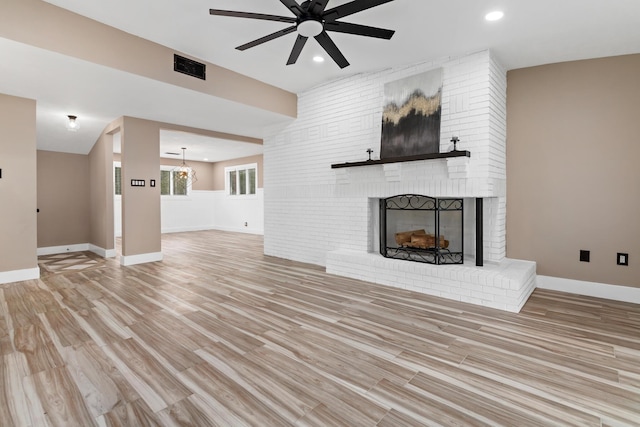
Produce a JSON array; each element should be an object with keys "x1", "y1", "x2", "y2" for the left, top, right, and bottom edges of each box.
[{"x1": 381, "y1": 68, "x2": 443, "y2": 159}]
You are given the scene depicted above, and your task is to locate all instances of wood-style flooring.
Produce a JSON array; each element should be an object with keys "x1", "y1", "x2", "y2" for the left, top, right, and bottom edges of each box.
[{"x1": 1, "y1": 229, "x2": 639, "y2": 426}]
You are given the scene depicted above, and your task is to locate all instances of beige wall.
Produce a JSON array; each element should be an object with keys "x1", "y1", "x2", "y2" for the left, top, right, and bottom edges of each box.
[
  {"x1": 37, "y1": 151, "x2": 90, "y2": 247},
  {"x1": 121, "y1": 117, "x2": 161, "y2": 257},
  {"x1": 89, "y1": 120, "x2": 118, "y2": 252},
  {"x1": 211, "y1": 155, "x2": 264, "y2": 191},
  {"x1": 507, "y1": 54, "x2": 640, "y2": 287},
  {"x1": 1, "y1": 0, "x2": 296, "y2": 118},
  {"x1": 0, "y1": 94, "x2": 37, "y2": 273}
]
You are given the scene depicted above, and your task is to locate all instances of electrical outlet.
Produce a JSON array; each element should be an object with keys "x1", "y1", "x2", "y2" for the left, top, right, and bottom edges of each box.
[
  {"x1": 617, "y1": 253, "x2": 629, "y2": 266},
  {"x1": 579, "y1": 250, "x2": 590, "y2": 262}
]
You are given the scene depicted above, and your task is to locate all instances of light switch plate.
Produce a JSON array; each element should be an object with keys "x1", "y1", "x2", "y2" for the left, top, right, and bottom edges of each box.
[{"x1": 617, "y1": 253, "x2": 629, "y2": 266}]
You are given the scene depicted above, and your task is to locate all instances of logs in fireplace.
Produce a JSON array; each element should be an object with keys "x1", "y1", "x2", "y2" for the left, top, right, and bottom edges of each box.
[{"x1": 380, "y1": 195, "x2": 463, "y2": 264}]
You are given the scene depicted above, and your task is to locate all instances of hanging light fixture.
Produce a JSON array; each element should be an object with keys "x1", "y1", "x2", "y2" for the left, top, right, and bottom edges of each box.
[
  {"x1": 66, "y1": 115, "x2": 79, "y2": 131},
  {"x1": 172, "y1": 147, "x2": 198, "y2": 186}
]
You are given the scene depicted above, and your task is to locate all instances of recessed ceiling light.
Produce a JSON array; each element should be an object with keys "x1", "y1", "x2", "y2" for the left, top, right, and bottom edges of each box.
[
  {"x1": 203, "y1": 158, "x2": 208, "y2": 161},
  {"x1": 313, "y1": 56, "x2": 325, "y2": 63},
  {"x1": 485, "y1": 11, "x2": 504, "y2": 21}
]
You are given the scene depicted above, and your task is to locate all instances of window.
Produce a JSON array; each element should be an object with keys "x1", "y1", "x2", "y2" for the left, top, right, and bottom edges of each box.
[
  {"x1": 172, "y1": 171, "x2": 188, "y2": 196},
  {"x1": 160, "y1": 170, "x2": 170, "y2": 195},
  {"x1": 114, "y1": 166, "x2": 122, "y2": 195},
  {"x1": 161, "y1": 168, "x2": 190, "y2": 196},
  {"x1": 226, "y1": 163, "x2": 257, "y2": 196}
]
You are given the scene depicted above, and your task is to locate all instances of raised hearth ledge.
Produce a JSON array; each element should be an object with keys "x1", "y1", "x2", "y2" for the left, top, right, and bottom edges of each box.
[
  {"x1": 326, "y1": 250, "x2": 536, "y2": 313},
  {"x1": 331, "y1": 150, "x2": 470, "y2": 169}
]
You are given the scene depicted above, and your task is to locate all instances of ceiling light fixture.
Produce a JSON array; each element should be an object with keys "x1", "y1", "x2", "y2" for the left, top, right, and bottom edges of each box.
[
  {"x1": 313, "y1": 55, "x2": 325, "y2": 63},
  {"x1": 172, "y1": 147, "x2": 198, "y2": 186},
  {"x1": 485, "y1": 11, "x2": 504, "y2": 21},
  {"x1": 66, "y1": 115, "x2": 79, "y2": 131},
  {"x1": 297, "y1": 18, "x2": 323, "y2": 37}
]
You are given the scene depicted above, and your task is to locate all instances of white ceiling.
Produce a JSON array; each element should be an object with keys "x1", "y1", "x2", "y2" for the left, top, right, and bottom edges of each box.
[{"x1": 2, "y1": 0, "x2": 640, "y2": 161}]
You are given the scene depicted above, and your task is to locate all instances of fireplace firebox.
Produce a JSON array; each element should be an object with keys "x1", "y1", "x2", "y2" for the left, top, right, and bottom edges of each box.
[{"x1": 380, "y1": 194, "x2": 463, "y2": 264}]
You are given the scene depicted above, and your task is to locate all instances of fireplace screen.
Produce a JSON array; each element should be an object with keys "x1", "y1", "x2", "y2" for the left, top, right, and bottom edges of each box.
[{"x1": 380, "y1": 194, "x2": 463, "y2": 264}]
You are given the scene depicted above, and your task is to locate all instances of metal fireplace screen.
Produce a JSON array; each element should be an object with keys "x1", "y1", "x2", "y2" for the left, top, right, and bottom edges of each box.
[{"x1": 380, "y1": 194, "x2": 463, "y2": 264}]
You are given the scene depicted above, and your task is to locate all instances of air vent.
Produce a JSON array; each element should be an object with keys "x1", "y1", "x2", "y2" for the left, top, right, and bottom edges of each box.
[
  {"x1": 174, "y1": 54, "x2": 206, "y2": 80},
  {"x1": 164, "y1": 152, "x2": 181, "y2": 156}
]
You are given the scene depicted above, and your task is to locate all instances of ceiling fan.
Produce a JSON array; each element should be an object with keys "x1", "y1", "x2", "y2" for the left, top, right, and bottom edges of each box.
[{"x1": 209, "y1": 0, "x2": 396, "y2": 69}]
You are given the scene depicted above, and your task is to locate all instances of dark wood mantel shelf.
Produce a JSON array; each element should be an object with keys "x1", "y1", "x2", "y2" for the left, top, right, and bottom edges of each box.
[{"x1": 331, "y1": 150, "x2": 470, "y2": 169}]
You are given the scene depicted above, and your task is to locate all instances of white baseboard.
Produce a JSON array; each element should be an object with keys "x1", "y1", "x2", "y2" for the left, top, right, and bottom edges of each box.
[
  {"x1": 89, "y1": 245, "x2": 117, "y2": 258},
  {"x1": 210, "y1": 225, "x2": 264, "y2": 236},
  {"x1": 121, "y1": 252, "x2": 163, "y2": 266},
  {"x1": 0, "y1": 267, "x2": 40, "y2": 285},
  {"x1": 162, "y1": 225, "x2": 217, "y2": 234},
  {"x1": 38, "y1": 244, "x2": 117, "y2": 259},
  {"x1": 37, "y1": 243, "x2": 90, "y2": 256},
  {"x1": 537, "y1": 275, "x2": 640, "y2": 305},
  {"x1": 118, "y1": 228, "x2": 218, "y2": 237},
  {"x1": 162, "y1": 225, "x2": 264, "y2": 235}
]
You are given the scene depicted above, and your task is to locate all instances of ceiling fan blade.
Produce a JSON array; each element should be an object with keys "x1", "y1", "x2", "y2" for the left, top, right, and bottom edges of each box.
[
  {"x1": 279, "y1": 0, "x2": 304, "y2": 17},
  {"x1": 324, "y1": 21, "x2": 395, "y2": 39},
  {"x1": 314, "y1": 31, "x2": 349, "y2": 68},
  {"x1": 236, "y1": 26, "x2": 297, "y2": 51},
  {"x1": 322, "y1": 0, "x2": 395, "y2": 22},
  {"x1": 209, "y1": 9, "x2": 296, "y2": 24},
  {"x1": 308, "y1": 0, "x2": 330, "y2": 15},
  {"x1": 287, "y1": 35, "x2": 309, "y2": 65}
]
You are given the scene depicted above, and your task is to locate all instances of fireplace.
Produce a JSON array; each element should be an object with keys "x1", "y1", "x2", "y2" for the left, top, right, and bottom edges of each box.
[
  {"x1": 380, "y1": 194, "x2": 463, "y2": 264},
  {"x1": 276, "y1": 51, "x2": 537, "y2": 312}
]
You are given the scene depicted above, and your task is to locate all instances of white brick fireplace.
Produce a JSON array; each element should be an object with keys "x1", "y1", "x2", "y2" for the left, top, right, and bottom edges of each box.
[{"x1": 264, "y1": 50, "x2": 536, "y2": 312}]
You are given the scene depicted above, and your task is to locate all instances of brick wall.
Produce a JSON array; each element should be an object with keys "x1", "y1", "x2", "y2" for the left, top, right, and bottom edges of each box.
[{"x1": 264, "y1": 50, "x2": 507, "y2": 267}]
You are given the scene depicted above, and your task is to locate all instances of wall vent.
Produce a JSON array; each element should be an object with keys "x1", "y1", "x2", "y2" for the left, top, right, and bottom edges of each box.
[{"x1": 174, "y1": 54, "x2": 206, "y2": 80}]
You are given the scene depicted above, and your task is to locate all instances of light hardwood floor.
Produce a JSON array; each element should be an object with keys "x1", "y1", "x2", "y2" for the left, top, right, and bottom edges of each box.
[{"x1": 2, "y1": 230, "x2": 639, "y2": 426}]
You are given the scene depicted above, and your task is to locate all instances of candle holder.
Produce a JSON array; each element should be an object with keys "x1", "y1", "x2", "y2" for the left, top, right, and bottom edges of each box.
[{"x1": 450, "y1": 136, "x2": 460, "y2": 152}]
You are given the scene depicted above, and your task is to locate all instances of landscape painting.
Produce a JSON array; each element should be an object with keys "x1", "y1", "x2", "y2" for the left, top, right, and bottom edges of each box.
[{"x1": 381, "y1": 68, "x2": 443, "y2": 159}]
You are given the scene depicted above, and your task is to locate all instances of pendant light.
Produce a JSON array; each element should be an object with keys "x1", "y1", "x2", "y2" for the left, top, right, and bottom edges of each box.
[{"x1": 172, "y1": 147, "x2": 198, "y2": 186}]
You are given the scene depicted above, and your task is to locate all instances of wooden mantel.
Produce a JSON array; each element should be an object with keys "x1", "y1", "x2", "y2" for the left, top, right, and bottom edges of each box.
[{"x1": 331, "y1": 150, "x2": 470, "y2": 169}]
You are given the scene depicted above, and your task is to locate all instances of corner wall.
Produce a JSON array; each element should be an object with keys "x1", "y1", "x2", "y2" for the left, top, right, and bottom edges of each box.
[
  {"x1": 0, "y1": 93, "x2": 38, "y2": 283},
  {"x1": 507, "y1": 54, "x2": 640, "y2": 288},
  {"x1": 89, "y1": 124, "x2": 116, "y2": 256},
  {"x1": 37, "y1": 151, "x2": 90, "y2": 248}
]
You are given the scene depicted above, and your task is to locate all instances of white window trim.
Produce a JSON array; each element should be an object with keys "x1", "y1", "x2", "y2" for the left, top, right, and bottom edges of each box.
[{"x1": 225, "y1": 163, "x2": 258, "y2": 198}]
